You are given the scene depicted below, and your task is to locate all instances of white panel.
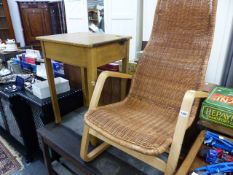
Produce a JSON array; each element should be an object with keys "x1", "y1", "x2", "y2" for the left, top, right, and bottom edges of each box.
[
  {"x1": 104, "y1": 0, "x2": 142, "y2": 62},
  {"x1": 111, "y1": 0, "x2": 135, "y2": 19},
  {"x1": 65, "y1": 0, "x2": 84, "y2": 19},
  {"x1": 64, "y1": 0, "x2": 88, "y2": 33},
  {"x1": 111, "y1": 0, "x2": 132, "y2": 14},
  {"x1": 143, "y1": 0, "x2": 158, "y2": 41},
  {"x1": 111, "y1": 20, "x2": 136, "y2": 59}
]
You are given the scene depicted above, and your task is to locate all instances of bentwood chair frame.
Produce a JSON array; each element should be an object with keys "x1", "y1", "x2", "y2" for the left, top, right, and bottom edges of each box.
[
  {"x1": 80, "y1": 0, "x2": 217, "y2": 174},
  {"x1": 80, "y1": 71, "x2": 209, "y2": 174}
]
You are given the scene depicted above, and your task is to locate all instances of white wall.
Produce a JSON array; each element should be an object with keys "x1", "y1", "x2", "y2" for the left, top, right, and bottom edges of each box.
[{"x1": 205, "y1": 0, "x2": 233, "y2": 84}]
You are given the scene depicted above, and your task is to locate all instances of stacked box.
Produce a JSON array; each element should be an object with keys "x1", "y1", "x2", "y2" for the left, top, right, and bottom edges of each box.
[{"x1": 200, "y1": 86, "x2": 233, "y2": 128}]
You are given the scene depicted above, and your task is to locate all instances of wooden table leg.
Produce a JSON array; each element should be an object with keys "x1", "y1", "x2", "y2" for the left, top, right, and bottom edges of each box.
[
  {"x1": 81, "y1": 67, "x2": 88, "y2": 106},
  {"x1": 87, "y1": 50, "x2": 98, "y2": 145},
  {"x1": 86, "y1": 50, "x2": 97, "y2": 104},
  {"x1": 121, "y1": 40, "x2": 129, "y2": 100},
  {"x1": 42, "y1": 41, "x2": 61, "y2": 124}
]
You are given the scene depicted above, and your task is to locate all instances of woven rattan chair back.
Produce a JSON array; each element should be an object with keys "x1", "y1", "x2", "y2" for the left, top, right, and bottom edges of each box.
[{"x1": 128, "y1": 0, "x2": 216, "y2": 121}]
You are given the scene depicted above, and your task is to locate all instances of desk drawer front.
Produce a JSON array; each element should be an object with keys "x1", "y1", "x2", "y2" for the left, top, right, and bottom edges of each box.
[
  {"x1": 96, "y1": 42, "x2": 127, "y2": 67},
  {"x1": 43, "y1": 42, "x2": 87, "y2": 67}
]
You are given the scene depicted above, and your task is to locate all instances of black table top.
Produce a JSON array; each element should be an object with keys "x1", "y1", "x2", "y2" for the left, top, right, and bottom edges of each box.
[
  {"x1": 0, "y1": 83, "x2": 82, "y2": 107},
  {"x1": 0, "y1": 50, "x2": 25, "y2": 62},
  {"x1": 0, "y1": 83, "x2": 18, "y2": 99},
  {"x1": 17, "y1": 89, "x2": 82, "y2": 107}
]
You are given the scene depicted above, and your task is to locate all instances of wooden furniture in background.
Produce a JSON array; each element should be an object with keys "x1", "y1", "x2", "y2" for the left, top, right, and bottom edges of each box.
[
  {"x1": 0, "y1": 50, "x2": 24, "y2": 62},
  {"x1": 177, "y1": 121, "x2": 233, "y2": 174},
  {"x1": 38, "y1": 122, "x2": 146, "y2": 175},
  {"x1": 88, "y1": 9, "x2": 99, "y2": 25},
  {"x1": 198, "y1": 119, "x2": 233, "y2": 138},
  {"x1": 0, "y1": 83, "x2": 83, "y2": 162},
  {"x1": 17, "y1": 1, "x2": 66, "y2": 50},
  {"x1": 37, "y1": 32, "x2": 131, "y2": 124},
  {"x1": 0, "y1": 0, "x2": 15, "y2": 41}
]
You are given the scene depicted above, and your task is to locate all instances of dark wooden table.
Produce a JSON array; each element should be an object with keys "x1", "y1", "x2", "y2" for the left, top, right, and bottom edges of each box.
[
  {"x1": 0, "y1": 50, "x2": 25, "y2": 62},
  {"x1": 38, "y1": 122, "x2": 146, "y2": 175},
  {"x1": 0, "y1": 84, "x2": 83, "y2": 162}
]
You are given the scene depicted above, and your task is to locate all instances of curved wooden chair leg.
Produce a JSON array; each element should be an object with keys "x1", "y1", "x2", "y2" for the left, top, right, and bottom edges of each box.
[{"x1": 80, "y1": 124, "x2": 110, "y2": 162}]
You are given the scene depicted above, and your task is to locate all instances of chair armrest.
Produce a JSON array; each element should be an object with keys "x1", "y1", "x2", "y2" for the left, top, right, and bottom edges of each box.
[
  {"x1": 179, "y1": 90, "x2": 208, "y2": 117},
  {"x1": 89, "y1": 71, "x2": 132, "y2": 109},
  {"x1": 166, "y1": 90, "x2": 209, "y2": 172}
]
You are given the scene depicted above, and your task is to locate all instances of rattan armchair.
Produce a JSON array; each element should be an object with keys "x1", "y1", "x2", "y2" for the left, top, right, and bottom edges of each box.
[{"x1": 80, "y1": 0, "x2": 217, "y2": 174}]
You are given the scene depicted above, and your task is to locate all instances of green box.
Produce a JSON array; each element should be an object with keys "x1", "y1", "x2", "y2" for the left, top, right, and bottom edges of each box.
[{"x1": 200, "y1": 86, "x2": 233, "y2": 128}]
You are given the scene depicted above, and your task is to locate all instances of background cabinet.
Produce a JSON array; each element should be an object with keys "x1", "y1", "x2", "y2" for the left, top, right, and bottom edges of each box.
[
  {"x1": 17, "y1": 1, "x2": 66, "y2": 49},
  {"x1": 0, "y1": 0, "x2": 15, "y2": 41}
]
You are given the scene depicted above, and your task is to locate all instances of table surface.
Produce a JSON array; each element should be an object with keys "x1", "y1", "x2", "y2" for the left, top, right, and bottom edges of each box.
[
  {"x1": 0, "y1": 50, "x2": 25, "y2": 62},
  {"x1": 0, "y1": 83, "x2": 82, "y2": 107},
  {"x1": 36, "y1": 32, "x2": 131, "y2": 47},
  {"x1": 18, "y1": 89, "x2": 82, "y2": 107},
  {"x1": 0, "y1": 50, "x2": 24, "y2": 56},
  {"x1": 0, "y1": 83, "x2": 18, "y2": 99}
]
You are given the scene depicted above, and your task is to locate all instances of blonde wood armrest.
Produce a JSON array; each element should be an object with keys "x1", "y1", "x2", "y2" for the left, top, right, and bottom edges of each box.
[
  {"x1": 165, "y1": 90, "x2": 208, "y2": 174},
  {"x1": 89, "y1": 71, "x2": 132, "y2": 110}
]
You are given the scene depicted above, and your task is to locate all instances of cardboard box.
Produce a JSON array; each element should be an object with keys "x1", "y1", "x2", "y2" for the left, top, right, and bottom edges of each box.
[
  {"x1": 200, "y1": 86, "x2": 233, "y2": 128},
  {"x1": 32, "y1": 77, "x2": 70, "y2": 99}
]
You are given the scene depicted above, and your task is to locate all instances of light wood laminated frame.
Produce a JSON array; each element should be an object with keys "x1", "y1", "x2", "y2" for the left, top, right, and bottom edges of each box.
[{"x1": 80, "y1": 71, "x2": 209, "y2": 175}]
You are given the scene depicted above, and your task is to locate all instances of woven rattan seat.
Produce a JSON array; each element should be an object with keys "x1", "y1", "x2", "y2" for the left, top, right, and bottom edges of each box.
[
  {"x1": 82, "y1": 0, "x2": 217, "y2": 173},
  {"x1": 85, "y1": 97, "x2": 198, "y2": 156}
]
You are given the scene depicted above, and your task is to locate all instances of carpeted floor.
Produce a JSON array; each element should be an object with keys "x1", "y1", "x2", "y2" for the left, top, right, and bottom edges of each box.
[{"x1": 0, "y1": 136, "x2": 23, "y2": 175}]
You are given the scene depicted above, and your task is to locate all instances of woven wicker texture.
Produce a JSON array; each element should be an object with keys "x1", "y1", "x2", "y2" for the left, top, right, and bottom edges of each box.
[{"x1": 85, "y1": 0, "x2": 217, "y2": 155}]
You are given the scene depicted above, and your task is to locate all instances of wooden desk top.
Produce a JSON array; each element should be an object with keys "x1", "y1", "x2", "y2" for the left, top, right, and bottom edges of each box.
[{"x1": 36, "y1": 33, "x2": 131, "y2": 48}]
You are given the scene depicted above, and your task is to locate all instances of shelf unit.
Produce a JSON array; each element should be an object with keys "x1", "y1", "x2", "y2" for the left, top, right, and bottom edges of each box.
[
  {"x1": 0, "y1": 0, "x2": 15, "y2": 41},
  {"x1": 88, "y1": 9, "x2": 99, "y2": 25}
]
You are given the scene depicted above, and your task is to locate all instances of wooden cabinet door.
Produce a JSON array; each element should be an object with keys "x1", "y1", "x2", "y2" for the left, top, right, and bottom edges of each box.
[
  {"x1": 0, "y1": 0, "x2": 15, "y2": 40},
  {"x1": 19, "y1": 3, "x2": 52, "y2": 47}
]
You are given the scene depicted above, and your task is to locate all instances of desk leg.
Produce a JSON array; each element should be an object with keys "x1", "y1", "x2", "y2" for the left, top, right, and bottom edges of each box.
[
  {"x1": 81, "y1": 68, "x2": 88, "y2": 106},
  {"x1": 87, "y1": 66, "x2": 97, "y2": 105},
  {"x1": 42, "y1": 42, "x2": 61, "y2": 124},
  {"x1": 86, "y1": 49, "x2": 97, "y2": 105},
  {"x1": 121, "y1": 41, "x2": 129, "y2": 100}
]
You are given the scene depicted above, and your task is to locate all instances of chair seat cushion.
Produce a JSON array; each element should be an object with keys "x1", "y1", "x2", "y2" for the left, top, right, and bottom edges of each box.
[{"x1": 85, "y1": 97, "x2": 179, "y2": 156}]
